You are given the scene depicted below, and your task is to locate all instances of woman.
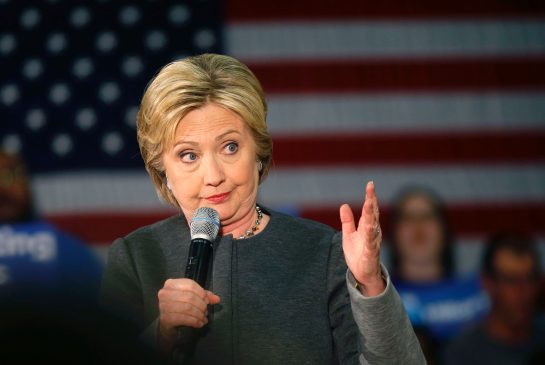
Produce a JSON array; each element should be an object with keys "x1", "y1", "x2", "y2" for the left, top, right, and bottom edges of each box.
[
  {"x1": 389, "y1": 187, "x2": 454, "y2": 284},
  {"x1": 388, "y1": 187, "x2": 488, "y2": 359},
  {"x1": 101, "y1": 54, "x2": 424, "y2": 364}
]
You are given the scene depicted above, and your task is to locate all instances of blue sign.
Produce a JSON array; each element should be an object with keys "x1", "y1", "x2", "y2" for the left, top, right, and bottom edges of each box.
[
  {"x1": 396, "y1": 276, "x2": 490, "y2": 340},
  {"x1": 0, "y1": 221, "x2": 102, "y2": 304}
]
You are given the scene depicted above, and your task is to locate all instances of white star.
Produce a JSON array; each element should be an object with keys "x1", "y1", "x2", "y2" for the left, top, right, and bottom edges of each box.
[
  {"x1": 47, "y1": 32, "x2": 67, "y2": 54},
  {"x1": 119, "y1": 5, "x2": 140, "y2": 26},
  {"x1": 75, "y1": 108, "x2": 97, "y2": 130},
  {"x1": 20, "y1": 7, "x2": 41, "y2": 29},
  {"x1": 146, "y1": 30, "x2": 167, "y2": 51},
  {"x1": 2, "y1": 134, "x2": 22, "y2": 155},
  {"x1": 102, "y1": 132, "x2": 124, "y2": 155},
  {"x1": 70, "y1": 7, "x2": 91, "y2": 28},
  {"x1": 169, "y1": 5, "x2": 190, "y2": 25},
  {"x1": 22, "y1": 58, "x2": 43, "y2": 79},
  {"x1": 73, "y1": 57, "x2": 94, "y2": 79},
  {"x1": 1, "y1": 84, "x2": 19, "y2": 106},
  {"x1": 194, "y1": 29, "x2": 216, "y2": 50},
  {"x1": 0, "y1": 33, "x2": 16, "y2": 55},
  {"x1": 52, "y1": 134, "x2": 73, "y2": 157},
  {"x1": 26, "y1": 109, "x2": 47, "y2": 131},
  {"x1": 125, "y1": 106, "x2": 139, "y2": 128},
  {"x1": 96, "y1": 31, "x2": 117, "y2": 52},
  {"x1": 98, "y1": 82, "x2": 120, "y2": 103},
  {"x1": 49, "y1": 83, "x2": 70, "y2": 105},
  {"x1": 122, "y1": 56, "x2": 143, "y2": 77}
]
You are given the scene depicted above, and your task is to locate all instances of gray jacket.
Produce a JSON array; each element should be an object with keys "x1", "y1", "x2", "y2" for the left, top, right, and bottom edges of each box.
[{"x1": 100, "y1": 208, "x2": 424, "y2": 364}]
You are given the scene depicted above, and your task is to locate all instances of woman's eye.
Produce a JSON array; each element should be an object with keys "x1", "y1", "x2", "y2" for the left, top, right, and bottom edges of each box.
[
  {"x1": 224, "y1": 142, "x2": 238, "y2": 154},
  {"x1": 179, "y1": 152, "x2": 197, "y2": 163}
]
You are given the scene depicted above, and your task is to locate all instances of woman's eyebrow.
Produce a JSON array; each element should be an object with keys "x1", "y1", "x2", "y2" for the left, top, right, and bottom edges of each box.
[
  {"x1": 173, "y1": 130, "x2": 241, "y2": 147},
  {"x1": 215, "y1": 129, "x2": 241, "y2": 141},
  {"x1": 173, "y1": 139, "x2": 198, "y2": 147}
]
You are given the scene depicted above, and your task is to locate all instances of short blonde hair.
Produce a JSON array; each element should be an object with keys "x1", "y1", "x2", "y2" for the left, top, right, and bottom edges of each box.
[{"x1": 137, "y1": 53, "x2": 273, "y2": 208}]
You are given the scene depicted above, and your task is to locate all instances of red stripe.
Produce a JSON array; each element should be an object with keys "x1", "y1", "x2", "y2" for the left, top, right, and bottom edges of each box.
[
  {"x1": 271, "y1": 131, "x2": 545, "y2": 166},
  {"x1": 227, "y1": 0, "x2": 545, "y2": 22},
  {"x1": 300, "y1": 202, "x2": 545, "y2": 236},
  {"x1": 47, "y1": 212, "x2": 174, "y2": 245},
  {"x1": 248, "y1": 57, "x2": 545, "y2": 93},
  {"x1": 45, "y1": 202, "x2": 545, "y2": 244}
]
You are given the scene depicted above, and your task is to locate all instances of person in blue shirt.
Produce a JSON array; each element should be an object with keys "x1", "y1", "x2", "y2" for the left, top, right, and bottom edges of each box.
[
  {"x1": 0, "y1": 150, "x2": 102, "y2": 304},
  {"x1": 388, "y1": 186, "x2": 489, "y2": 363}
]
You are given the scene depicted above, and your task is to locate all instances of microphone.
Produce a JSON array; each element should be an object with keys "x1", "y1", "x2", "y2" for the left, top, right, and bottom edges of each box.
[
  {"x1": 184, "y1": 207, "x2": 220, "y2": 287},
  {"x1": 177, "y1": 207, "x2": 220, "y2": 350}
]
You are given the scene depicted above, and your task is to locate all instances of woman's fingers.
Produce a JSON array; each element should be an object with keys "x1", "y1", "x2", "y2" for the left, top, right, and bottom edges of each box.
[
  {"x1": 163, "y1": 312, "x2": 208, "y2": 328},
  {"x1": 159, "y1": 289, "x2": 208, "y2": 313},
  {"x1": 159, "y1": 278, "x2": 221, "y2": 331},
  {"x1": 160, "y1": 299, "x2": 207, "y2": 321},
  {"x1": 357, "y1": 181, "x2": 381, "y2": 249},
  {"x1": 340, "y1": 203, "x2": 356, "y2": 236}
]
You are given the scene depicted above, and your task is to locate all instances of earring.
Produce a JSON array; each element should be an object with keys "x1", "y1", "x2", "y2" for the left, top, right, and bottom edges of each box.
[
  {"x1": 166, "y1": 177, "x2": 172, "y2": 190},
  {"x1": 257, "y1": 160, "x2": 263, "y2": 172}
]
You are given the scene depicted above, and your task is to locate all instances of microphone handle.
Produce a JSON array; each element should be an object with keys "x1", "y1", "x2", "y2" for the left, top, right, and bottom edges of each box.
[
  {"x1": 177, "y1": 238, "x2": 213, "y2": 350},
  {"x1": 184, "y1": 238, "x2": 213, "y2": 287}
]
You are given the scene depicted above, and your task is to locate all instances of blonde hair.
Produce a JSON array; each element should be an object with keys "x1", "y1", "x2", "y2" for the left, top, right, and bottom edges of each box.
[{"x1": 137, "y1": 53, "x2": 273, "y2": 208}]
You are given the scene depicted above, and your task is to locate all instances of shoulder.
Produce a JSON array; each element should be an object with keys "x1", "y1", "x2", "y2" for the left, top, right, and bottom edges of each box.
[
  {"x1": 264, "y1": 207, "x2": 342, "y2": 251},
  {"x1": 267, "y1": 207, "x2": 339, "y2": 238},
  {"x1": 125, "y1": 214, "x2": 186, "y2": 241},
  {"x1": 111, "y1": 214, "x2": 188, "y2": 254}
]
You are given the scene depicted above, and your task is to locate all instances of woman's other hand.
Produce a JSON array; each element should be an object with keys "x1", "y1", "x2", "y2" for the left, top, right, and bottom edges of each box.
[
  {"x1": 157, "y1": 278, "x2": 220, "y2": 344},
  {"x1": 340, "y1": 181, "x2": 386, "y2": 297}
]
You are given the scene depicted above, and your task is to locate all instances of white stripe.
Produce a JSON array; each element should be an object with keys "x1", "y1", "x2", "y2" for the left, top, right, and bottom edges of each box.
[
  {"x1": 32, "y1": 171, "x2": 174, "y2": 214},
  {"x1": 266, "y1": 92, "x2": 545, "y2": 134},
  {"x1": 260, "y1": 165, "x2": 545, "y2": 206},
  {"x1": 33, "y1": 165, "x2": 545, "y2": 214},
  {"x1": 227, "y1": 20, "x2": 545, "y2": 61}
]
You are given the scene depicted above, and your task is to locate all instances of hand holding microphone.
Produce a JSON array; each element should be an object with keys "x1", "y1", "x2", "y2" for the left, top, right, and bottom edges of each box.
[{"x1": 158, "y1": 207, "x2": 221, "y2": 344}]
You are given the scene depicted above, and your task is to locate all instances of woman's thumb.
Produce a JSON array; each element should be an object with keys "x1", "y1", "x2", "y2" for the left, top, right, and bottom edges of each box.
[{"x1": 206, "y1": 291, "x2": 221, "y2": 305}]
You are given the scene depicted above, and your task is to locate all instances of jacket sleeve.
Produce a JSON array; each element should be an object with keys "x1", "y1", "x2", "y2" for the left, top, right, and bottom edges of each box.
[
  {"x1": 328, "y1": 232, "x2": 426, "y2": 365},
  {"x1": 100, "y1": 237, "x2": 150, "y2": 333},
  {"x1": 100, "y1": 237, "x2": 194, "y2": 363}
]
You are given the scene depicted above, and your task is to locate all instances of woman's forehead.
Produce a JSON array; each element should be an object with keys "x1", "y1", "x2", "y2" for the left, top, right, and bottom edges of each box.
[{"x1": 173, "y1": 104, "x2": 249, "y2": 141}]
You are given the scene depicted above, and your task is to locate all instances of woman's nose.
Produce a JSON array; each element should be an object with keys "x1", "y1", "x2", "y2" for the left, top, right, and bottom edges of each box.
[{"x1": 203, "y1": 155, "x2": 225, "y2": 186}]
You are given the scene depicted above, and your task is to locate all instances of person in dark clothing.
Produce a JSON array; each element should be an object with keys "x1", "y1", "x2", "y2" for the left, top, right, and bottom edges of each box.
[
  {"x1": 100, "y1": 53, "x2": 425, "y2": 364},
  {"x1": 443, "y1": 233, "x2": 545, "y2": 365}
]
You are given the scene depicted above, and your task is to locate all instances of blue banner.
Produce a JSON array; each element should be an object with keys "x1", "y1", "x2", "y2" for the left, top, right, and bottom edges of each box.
[
  {"x1": 0, "y1": 221, "x2": 102, "y2": 304},
  {"x1": 396, "y1": 276, "x2": 490, "y2": 340}
]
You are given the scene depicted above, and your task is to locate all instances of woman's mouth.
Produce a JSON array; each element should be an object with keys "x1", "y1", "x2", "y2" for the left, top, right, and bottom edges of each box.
[{"x1": 205, "y1": 192, "x2": 230, "y2": 203}]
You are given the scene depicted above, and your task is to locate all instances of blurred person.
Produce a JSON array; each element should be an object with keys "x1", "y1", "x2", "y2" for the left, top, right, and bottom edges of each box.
[
  {"x1": 388, "y1": 187, "x2": 489, "y2": 352},
  {"x1": 0, "y1": 150, "x2": 102, "y2": 305},
  {"x1": 443, "y1": 233, "x2": 545, "y2": 365},
  {"x1": 389, "y1": 186, "x2": 454, "y2": 283},
  {"x1": 100, "y1": 54, "x2": 425, "y2": 364},
  {"x1": 0, "y1": 149, "x2": 34, "y2": 223}
]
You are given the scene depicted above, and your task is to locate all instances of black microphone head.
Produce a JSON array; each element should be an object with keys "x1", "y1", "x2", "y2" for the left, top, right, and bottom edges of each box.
[{"x1": 190, "y1": 207, "x2": 220, "y2": 241}]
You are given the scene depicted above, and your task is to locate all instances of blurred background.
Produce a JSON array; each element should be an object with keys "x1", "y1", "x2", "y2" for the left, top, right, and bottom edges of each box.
[{"x1": 1, "y1": 0, "x2": 544, "y2": 363}]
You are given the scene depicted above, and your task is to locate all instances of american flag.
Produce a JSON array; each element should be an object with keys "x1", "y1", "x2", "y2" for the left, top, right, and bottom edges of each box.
[{"x1": 1, "y1": 0, "x2": 545, "y2": 272}]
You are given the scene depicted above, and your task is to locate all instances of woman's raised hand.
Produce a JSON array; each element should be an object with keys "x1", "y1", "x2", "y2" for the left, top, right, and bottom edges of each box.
[{"x1": 339, "y1": 181, "x2": 386, "y2": 297}]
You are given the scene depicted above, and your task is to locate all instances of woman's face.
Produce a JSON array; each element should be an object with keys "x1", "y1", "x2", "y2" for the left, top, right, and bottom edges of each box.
[
  {"x1": 162, "y1": 102, "x2": 260, "y2": 225},
  {"x1": 394, "y1": 194, "x2": 444, "y2": 264}
]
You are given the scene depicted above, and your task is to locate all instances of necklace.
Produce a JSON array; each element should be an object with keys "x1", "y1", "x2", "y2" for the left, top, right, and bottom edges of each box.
[{"x1": 236, "y1": 205, "x2": 263, "y2": 239}]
